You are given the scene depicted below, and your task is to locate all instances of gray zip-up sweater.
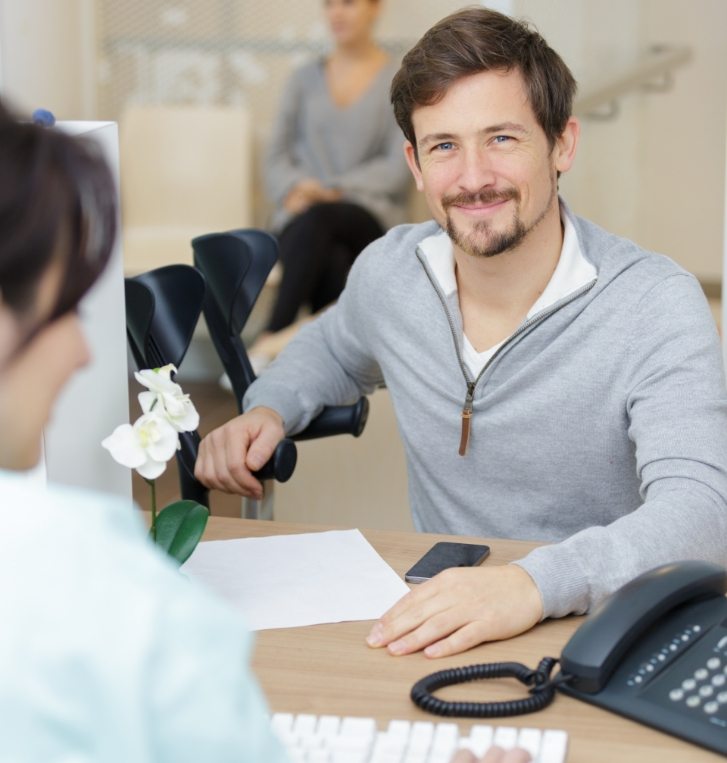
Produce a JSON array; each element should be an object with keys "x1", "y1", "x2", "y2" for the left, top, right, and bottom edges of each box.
[{"x1": 244, "y1": 208, "x2": 727, "y2": 619}]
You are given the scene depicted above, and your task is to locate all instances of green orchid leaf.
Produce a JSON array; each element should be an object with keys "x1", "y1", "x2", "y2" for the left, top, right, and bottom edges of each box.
[{"x1": 153, "y1": 500, "x2": 209, "y2": 565}]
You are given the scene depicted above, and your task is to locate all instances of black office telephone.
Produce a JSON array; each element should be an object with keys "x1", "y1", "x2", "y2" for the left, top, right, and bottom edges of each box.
[{"x1": 411, "y1": 560, "x2": 727, "y2": 756}]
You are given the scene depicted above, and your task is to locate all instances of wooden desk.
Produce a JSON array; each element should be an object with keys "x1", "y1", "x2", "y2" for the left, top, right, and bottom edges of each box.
[{"x1": 203, "y1": 516, "x2": 723, "y2": 763}]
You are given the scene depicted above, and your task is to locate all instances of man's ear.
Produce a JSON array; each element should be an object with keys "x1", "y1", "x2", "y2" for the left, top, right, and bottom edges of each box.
[
  {"x1": 404, "y1": 140, "x2": 424, "y2": 192},
  {"x1": 553, "y1": 117, "x2": 580, "y2": 175}
]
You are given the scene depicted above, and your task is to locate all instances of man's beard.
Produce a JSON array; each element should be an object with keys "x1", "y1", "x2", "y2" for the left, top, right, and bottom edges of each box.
[{"x1": 443, "y1": 182, "x2": 555, "y2": 259}]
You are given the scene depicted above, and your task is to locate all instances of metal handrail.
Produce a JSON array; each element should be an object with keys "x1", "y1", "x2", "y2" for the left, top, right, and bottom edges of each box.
[{"x1": 574, "y1": 45, "x2": 692, "y2": 120}]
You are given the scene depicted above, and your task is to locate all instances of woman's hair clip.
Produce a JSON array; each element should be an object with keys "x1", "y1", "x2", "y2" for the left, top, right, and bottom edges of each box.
[{"x1": 32, "y1": 108, "x2": 56, "y2": 127}]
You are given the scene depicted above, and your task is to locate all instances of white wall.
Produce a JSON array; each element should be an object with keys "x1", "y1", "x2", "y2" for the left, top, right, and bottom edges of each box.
[
  {"x1": 518, "y1": 0, "x2": 727, "y2": 283},
  {"x1": 0, "y1": 0, "x2": 95, "y2": 118}
]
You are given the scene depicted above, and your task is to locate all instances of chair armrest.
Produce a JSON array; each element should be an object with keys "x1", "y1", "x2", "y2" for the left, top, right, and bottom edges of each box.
[
  {"x1": 252, "y1": 438, "x2": 297, "y2": 483},
  {"x1": 293, "y1": 398, "x2": 369, "y2": 442}
]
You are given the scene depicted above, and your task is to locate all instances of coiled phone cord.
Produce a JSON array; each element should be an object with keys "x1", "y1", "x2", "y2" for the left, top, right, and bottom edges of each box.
[{"x1": 411, "y1": 656, "x2": 571, "y2": 718}]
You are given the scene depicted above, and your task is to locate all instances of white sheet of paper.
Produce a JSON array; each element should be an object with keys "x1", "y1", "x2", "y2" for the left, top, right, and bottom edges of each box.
[{"x1": 183, "y1": 529, "x2": 410, "y2": 630}]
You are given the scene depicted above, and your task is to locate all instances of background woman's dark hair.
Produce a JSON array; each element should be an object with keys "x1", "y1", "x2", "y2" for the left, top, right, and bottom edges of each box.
[
  {"x1": 0, "y1": 98, "x2": 117, "y2": 323},
  {"x1": 390, "y1": 7, "x2": 577, "y2": 155}
]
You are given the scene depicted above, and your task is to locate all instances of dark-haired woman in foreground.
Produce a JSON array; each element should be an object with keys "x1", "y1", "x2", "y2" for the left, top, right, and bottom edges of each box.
[{"x1": 0, "y1": 98, "x2": 287, "y2": 762}]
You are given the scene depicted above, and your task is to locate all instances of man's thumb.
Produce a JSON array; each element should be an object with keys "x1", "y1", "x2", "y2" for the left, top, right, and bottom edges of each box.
[{"x1": 246, "y1": 432, "x2": 277, "y2": 472}]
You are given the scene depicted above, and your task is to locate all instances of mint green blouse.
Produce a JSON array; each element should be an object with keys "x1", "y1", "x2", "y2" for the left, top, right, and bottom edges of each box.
[{"x1": 0, "y1": 471, "x2": 288, "y2": 763}]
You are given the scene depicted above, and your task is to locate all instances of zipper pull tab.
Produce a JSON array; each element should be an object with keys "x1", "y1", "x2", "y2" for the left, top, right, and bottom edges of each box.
[{"x1": 459, "y1": 383, "x2": 475, "y2": 456}]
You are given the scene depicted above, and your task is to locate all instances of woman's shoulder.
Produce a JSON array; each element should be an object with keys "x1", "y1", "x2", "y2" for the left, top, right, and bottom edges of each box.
[{"x1": 287, "y1": 57, "x2": 326, "y2": 88}]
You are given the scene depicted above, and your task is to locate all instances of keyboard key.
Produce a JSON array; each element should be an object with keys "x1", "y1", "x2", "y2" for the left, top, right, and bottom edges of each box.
[
  {"x1": 517, "y1": 727, "x2": 543, "y2": 758},
  {"x1": 271, "y1": 712, "x2": 294, "y2": 735},
  {"x1": 318, "y1": 715, "x2": 342, "y2": 738},
  {"x1": 341, "y1": 717, "x2": 378, "y2": 737},
  {"x1": 432, "y1": 721, "x2": 459, "y2": 750},
  {"x1": 540, "y1": 729, "x2": 570, "y2": 763},
  {"x1": 492, "y1": 726, "x2": 519, "y2": 750},
  {"x1": 293, "y1": 713, "x2": 318, "y2": 737},
  {"x1": 386, "y1": 720, "x2": 411, "y2": 739},
  {"x1": 409, "y1": 721, "x2": 435, "y2": 752},
  {"x1": 464, "y1": 724, "x2": 494, "y2": 756}
]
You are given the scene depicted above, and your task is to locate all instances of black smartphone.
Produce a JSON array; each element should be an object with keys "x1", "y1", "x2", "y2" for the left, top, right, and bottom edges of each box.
[{"x1": 404, "y1": 541, "x2": 491, "y2": 584}]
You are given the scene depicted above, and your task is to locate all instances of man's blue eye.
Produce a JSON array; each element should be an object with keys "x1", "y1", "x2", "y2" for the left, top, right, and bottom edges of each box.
[
  {"x1": 436, "y1": 142, "x2": 454, "y2": 151},
  {"x1": 494, "y1": 135, "x2": 512, "y2": 143}
]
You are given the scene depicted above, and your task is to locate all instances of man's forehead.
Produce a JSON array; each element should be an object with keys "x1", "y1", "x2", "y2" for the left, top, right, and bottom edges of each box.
[{"x1": 410, "y1": 70, "x2": 536, "y2": 143}]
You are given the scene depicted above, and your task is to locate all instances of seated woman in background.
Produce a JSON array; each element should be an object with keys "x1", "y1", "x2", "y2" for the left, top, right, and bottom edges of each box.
[
  {"x1": 250, "y1": 0, "x2": 411, "y2": 368},
  {"x1": 0, "y1": 99, "x2": 287, "y2": 762}
]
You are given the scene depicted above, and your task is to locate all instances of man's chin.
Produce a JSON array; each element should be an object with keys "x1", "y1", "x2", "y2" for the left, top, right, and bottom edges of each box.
[{"x1": 448, "y1": 224, "x2": 521, "y2": 259}]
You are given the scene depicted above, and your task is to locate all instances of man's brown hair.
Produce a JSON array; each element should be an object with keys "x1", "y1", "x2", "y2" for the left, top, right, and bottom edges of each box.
[{"x1": 391, "y1": 7, "x2": 577, "y2": 154}]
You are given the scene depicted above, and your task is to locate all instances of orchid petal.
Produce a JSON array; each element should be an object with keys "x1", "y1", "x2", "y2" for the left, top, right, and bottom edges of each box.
[
  {"x1": 101, "y1": 424, "x2": 147, "y2": 468},
  {"x1": 135, "y1": 457, "x2": 167, "y2": 480},
  {"x1": 138, "y1": 390, "x2": 157, "y2": 414}
]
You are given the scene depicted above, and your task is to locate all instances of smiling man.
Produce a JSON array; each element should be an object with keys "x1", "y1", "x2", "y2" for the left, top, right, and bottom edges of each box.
[{"x1": 196, "y1": 8, "x2": 727, "y2": 658}]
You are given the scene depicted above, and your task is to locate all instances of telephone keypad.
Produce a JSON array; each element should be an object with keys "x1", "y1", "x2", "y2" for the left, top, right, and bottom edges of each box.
[
  {"x1": 656, "y1": 625, "x2": 727, "y2": 719},
  {"x1": 628, "y1": 625, "x2": 704, "y2": 689}
]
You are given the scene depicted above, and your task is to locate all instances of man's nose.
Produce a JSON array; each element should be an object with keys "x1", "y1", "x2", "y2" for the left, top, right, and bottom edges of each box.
[{"x1": 457, "y1": 145, "x2": 496, "y2": 192}]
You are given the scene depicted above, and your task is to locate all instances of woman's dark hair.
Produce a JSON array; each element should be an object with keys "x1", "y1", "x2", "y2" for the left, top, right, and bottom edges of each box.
[
  {"x1": 0, "y1": 98, "x2": 117, "y2": 324},
  {"x1": 390, "y1": 7, "x2": 577, "y2": 155}
]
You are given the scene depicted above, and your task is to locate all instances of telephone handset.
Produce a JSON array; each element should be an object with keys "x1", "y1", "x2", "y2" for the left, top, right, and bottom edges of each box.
[
  {"x1": 559, "y1": 560, "x2": 727, "y2": 693},
  {"x1": 411, "y1": 560, "x2": 727, "y2": 756}
]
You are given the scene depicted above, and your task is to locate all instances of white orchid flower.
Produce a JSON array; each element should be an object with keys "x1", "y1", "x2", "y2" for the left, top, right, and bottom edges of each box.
[
  {"x1": 134, "y1": 364, "x2": 199, "y2": 433},
  {"x1": 101, "y1": 411, "x2": 179, "y2": 480}
]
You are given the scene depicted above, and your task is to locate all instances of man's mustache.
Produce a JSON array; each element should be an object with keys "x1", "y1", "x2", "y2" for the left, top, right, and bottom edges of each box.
[{"x1": 442, "y1": 188, "x2": 520, "y2": 208}]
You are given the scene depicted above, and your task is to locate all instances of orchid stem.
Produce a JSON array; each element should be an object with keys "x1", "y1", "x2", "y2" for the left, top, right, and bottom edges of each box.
[{"x1": 149, "y1": 479, "x2": 157, "y2": 541}]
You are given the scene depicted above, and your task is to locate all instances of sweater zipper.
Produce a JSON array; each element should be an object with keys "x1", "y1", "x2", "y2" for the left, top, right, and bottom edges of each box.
[{"x1": 417, "y1": 249, "x2": 596, "y2": 456}]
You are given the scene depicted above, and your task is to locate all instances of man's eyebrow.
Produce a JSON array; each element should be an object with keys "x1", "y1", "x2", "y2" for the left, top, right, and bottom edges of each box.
[
  {"x1": 483, "y1": 121, "x2": 529, "y2": 135},
  {"x1": 417, "y1": 132, "x2": 456, "y2": 148}
]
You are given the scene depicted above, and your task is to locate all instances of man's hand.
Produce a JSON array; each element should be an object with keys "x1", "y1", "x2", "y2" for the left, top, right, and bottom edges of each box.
[
  {"x1": 194, "y1": 407, "x2": 285, "y2": 499},
  {"x1": 452, "y1": 747, "x2": 531, "y2": 763},
  {"x1": 366, "y1": 564, "x2": 543, "y2": 658}
]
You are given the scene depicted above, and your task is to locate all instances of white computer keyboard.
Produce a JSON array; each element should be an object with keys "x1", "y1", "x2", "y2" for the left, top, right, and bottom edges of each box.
[{"x1": 272, "y1": 712, "x2": 568, "y2": 763}]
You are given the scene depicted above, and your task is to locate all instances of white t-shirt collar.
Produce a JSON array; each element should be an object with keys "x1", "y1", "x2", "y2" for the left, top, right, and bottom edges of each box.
[{"x1": 417, "y1": 202, "x2": 597, "y2": 375}]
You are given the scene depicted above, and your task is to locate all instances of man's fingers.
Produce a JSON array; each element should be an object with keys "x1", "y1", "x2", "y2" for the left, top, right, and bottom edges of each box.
[
  {"x1": 482, "y1": 748, "x2": 531, "y2": 763},
  {"x1": 449, "y1": 751, "x2": 477, "y2": 763},
  {"x1": 450, "y1": 747, "x2": 531, "y2": 763},
  {"x1": 385, "y1": 608, "x2": 461, "y2": 655},
  {"x1": 423, "y1": 621, "x2": 490, "y2": 659},
  {"x1": 367, "y1": 580, "x2": 445, "y2": 647},
  {"x1": 194, "y1": 409, "x2": 283, "y2": 497},
  {"x1": 245, "y1": 426, "x2": 280, "y2": 472}
]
